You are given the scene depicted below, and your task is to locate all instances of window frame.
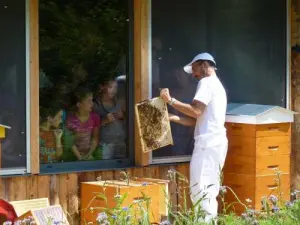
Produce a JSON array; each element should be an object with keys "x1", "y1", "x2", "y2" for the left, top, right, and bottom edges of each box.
[
  {"x1": 148, "y1": 0, "x2": 291, "y2": 165},
  {"x1": 0, "y1": 0, "x2": 33, "y2": 176},
  {"x1": 39, "y1": 0, "x2": 136, "y2": 174}
]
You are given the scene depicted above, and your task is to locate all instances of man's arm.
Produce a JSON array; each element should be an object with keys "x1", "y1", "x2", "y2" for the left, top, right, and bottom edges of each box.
[
  {"x1": 160, "y1": 88, "x2": 206, "y2": 118},
  {"x1": 171, "y1": 99, "x2": 206, "y2": 119},
  {"x1": 169, "y1": 113, "x2": 196, "y2": 126}
]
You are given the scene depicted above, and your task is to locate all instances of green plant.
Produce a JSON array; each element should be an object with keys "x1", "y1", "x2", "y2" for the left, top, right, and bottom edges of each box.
[{"x1": 4, "y1": 170, "x2": 300, "y2": 225}]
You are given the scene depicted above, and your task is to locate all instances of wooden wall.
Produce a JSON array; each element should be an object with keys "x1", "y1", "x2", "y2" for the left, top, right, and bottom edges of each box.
[{"x1": 0, "y1": 164, "x2": 190, "y2": 224}]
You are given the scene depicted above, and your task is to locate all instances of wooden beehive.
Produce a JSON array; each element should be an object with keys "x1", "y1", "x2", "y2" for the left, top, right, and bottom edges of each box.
[
  {"x1": 80, "y1": 179, "x2": 165, "y2": 224},
  {"x1": 130, "y1": 177, "x2": 170, "y2": 216},
  {"x1": 135, "y1": 97, "x2": 173, "y2": 152},
  {"x1": 222, "y1": 103, "x2": 296, "y2": 214}
]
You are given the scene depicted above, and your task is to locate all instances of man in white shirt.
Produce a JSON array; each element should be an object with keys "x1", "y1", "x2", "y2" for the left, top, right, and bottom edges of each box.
[{"x1": 160, "y1": 52, "x2": 228, "y2": 222}]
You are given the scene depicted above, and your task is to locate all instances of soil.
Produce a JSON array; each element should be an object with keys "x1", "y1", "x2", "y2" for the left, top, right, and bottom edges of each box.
[{"x1": 137, "y1": 100, "x2": 166, "y2": 150}]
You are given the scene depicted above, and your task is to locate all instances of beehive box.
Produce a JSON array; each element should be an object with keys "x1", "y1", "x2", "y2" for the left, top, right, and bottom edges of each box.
[
  {"x1": 16, "y1": 205, "x2": 68, "y2": 225},
  {"x1": 81, "y1": 179, "x2": 163, "y2": 224},
  {"x1": 135, "y1": 97, "x2": 173, "y2": 152},
  {"x1": 222, "y1": 103, "x2": 296, "y2": 214},
  {"x1": 223, "y1": 173, "x2": 290, "y2": 213},
  {"x1": 130, "y1": 177, "x2": 170, "y2": 216}
]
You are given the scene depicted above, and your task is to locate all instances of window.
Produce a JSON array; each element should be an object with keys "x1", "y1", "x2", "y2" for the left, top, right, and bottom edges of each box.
[
  {"x1": 39, "y1": 0, "x2": 134, "y2": 173},
  {"x1": 0, "y1": 0, "x2": 29, "y2": 175},
  {"x1": 150, "y1": 0, "x2": 288, "y2": 163}
]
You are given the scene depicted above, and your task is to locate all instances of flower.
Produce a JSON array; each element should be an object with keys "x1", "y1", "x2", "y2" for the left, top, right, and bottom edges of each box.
[
  {"x1": 111, "y1": 215, "x2": 117, "y2": 220},
  {"x1": 133, "y1": 199, "x2": 143, "y2": 204},
  {"x1": 22, "y1": 218, "x2": 33, "y2": 225},
  {"x1": 272, "y1": 206, "x2": 280, "y2": 213},
  {"x1": 268, "y1": 195, "x2": 278, "y2": 205},
  {"x1": 4, "y1": 221, "x2": 12, "y2": 225},
  {"x1": 245, "y1": 198, "x2": 252, "y2": 203},
  {"x1": 114, "y1": 194, "x2": 121, "y2": 199},
  {"x1": 96, "y1": 212, "x2": 108, "y2": 224},
  {"x1": 125, "y1": 215, "x2": 131, "y2": 221},
  {"x1": 246, "y1": 209, "x2": 255, "y2": 217},
  {"x1": 160, "y1": 220, "x2": 171, "y2": 225},
  {"x1": 219, "y1": 186, "x2": 227, "y2": 194},
  {"x1": 241, "y1": 213, "x2": 247, "y2": 219},
  {"x1": 122, "y1": 207, "x2": 129, "y2": 211},
  {"x1": 285, "y1": 201, "x2": 294, "y2": 208},
  {"x1": 291, "y1": 190, "x2": 300, "y2": 199},
  {"x1": 14, "y1": 220, "x2": 21, "y2": 225}
]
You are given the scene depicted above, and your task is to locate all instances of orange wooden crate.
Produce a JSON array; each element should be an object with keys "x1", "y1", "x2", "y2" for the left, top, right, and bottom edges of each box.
[
  {"x1": 226, "y1": 122, "x2": 291, "y2": 138},
  {"x1": 130, "y1": 177, "x2": 170, "y2": 216},
  {"x1": 227, "y1": 135, "x2": 291, "y2": 157},
  {"x1": 80, "y1": 180, "x2": 161, "y2": 224},
  {"x1": 224, "y1": 154, "x2": 290, "y2": 175},
  {"x1": 222, "y1": 173, "x2": 290, "y2": 214}
]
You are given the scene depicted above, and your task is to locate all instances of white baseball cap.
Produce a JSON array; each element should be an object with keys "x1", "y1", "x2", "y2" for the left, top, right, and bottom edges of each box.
[
  {"x1": 183, "y1": 52, "x2": 216, "y2": 74},
  {"x1": 115, "y1": 75, "x2": 126, "y2": 81}
]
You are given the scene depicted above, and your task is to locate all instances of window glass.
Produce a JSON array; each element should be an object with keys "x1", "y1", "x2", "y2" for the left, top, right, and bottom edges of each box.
[
  {"x1": 39, "y1": 0, "x2": 130, "y2": 165},
  {"x1": 0, "y1": 0, "x2": 27, "y2": 170},
  {"x1": 151, "y1": 0, "x2": 287, "y2": 158}
]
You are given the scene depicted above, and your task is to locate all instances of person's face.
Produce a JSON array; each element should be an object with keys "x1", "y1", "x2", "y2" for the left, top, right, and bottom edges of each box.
[
  {"x1": 50, "y1": 110, "x2": 63, "y2": 128},
  {"x1": 77, "y1": 94, "x2": 93, "y2": 113},
  {"x1": 102, "y1": 81, "x2": 118, "y2": 99},
  {"x1": 191, "y1": 61, "x2": 207, "y2": 79}
]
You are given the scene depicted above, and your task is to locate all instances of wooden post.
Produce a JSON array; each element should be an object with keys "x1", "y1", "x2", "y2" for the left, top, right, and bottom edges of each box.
[
  {"x1": 29, "y1": 0, "x2": 40, "y2": 174},
  {"x1": 134, "y1": 0, "x2": 151, "y2": 166}
]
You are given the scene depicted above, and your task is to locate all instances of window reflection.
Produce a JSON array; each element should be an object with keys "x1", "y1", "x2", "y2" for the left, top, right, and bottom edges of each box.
[
  {"x1": 39, "y1": 0, "x2": 129, "y2": 163},
  {"x1": 0, "y1": 0, "x2": 27, "y2": 169},
  {"x1": 152, "y1": 49, "x2": 196, "y2": 157}
]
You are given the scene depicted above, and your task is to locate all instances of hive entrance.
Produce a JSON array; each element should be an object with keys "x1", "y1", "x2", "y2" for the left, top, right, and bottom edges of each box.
[{"x1": 135, "y1": 97, "x2": 173, "y2": 152}]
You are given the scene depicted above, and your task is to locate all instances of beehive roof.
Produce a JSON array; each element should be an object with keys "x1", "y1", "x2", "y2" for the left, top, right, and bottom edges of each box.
[{"x1": 226, "y1": 103, "x2": 297, "y2": 124}]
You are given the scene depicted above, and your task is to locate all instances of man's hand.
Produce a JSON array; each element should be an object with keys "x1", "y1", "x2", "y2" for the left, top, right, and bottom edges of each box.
[
  {"x1": 168, "y1": 113, "x2": 177, "y2": 122},
  {"x1": 168, "y1": 113, "x2": 195, "y2": 126},
  {"x1": 160, "y1": 88, "x2": 171, "y2": 103}
]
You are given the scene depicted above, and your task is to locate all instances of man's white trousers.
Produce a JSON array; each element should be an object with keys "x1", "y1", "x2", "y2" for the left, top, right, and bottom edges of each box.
[{"x1": 190, "y1": 137, "x2": 228, "y2": 222}]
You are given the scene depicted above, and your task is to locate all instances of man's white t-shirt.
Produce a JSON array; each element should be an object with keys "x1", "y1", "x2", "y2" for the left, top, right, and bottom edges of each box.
[{"x1": 193, "y1": 75, "x2": 227, "y2": 147}]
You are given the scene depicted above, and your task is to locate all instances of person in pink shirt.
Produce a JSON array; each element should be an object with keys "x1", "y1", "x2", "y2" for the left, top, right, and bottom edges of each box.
[{"x1": 66, "y1": 87, "x2": 101, "y2": 161}]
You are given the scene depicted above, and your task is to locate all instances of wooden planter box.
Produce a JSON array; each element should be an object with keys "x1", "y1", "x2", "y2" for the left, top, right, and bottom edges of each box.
[{"x1": 81, "y1": 178, "x2": 168, "y2": 224}]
